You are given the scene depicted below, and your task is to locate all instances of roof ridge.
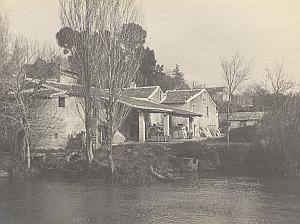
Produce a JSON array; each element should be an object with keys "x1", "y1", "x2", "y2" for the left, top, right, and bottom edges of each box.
[
  {"x1": 206, "y1": 86, "x2": 227, "y2": 89},
  {"x1": 166, "y1": 88, "x2": 203, "y2": 92},
  {"x1": 124, "y1": 85, "x2": 159, "y2": 90}
]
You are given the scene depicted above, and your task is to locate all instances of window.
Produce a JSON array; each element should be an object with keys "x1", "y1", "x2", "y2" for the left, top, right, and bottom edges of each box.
[
  {"x1": 192, "y1": 104, "x2": 195, "y2": 111},
  {"x1": 58, "y1": 97, "x2": 65, "y2": 107},
  {"x1": 93, "y1": 108, "x2": 97, "y2": 117},
  {"x1": 206, "y1": 106, "x2": 209, "y2": 117}
]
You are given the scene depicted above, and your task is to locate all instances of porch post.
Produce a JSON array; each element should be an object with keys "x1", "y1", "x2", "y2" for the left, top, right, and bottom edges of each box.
[
  {"x1": 139, "y1": 111, "x2": 146, "y2": 142},
  {"x1": 186, "y1": 117, "x2": 190, "y2": 131},
  {"x1": 189, "y1": 117, "x2": 193, "y2": 131},
  {"x1": 163, "y1": 113, "x2": 170, "y2": 137}
]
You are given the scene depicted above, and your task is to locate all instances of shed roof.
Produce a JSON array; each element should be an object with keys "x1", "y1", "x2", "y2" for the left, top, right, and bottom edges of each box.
[
  {"x1": 162, "y1": 89, "x2": 204, "y2": 104},
  {"x1": 229, "y1": 112, "x2": 266, "y2": 121},
  {"x1": 121, "y1": 97, "x2": 202, "y2": 117}
]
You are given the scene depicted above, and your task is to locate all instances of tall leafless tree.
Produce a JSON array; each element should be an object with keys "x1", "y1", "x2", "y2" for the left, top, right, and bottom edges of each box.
[
  {"x1": 220, "y1": 53, "x2": 253, "y2": 149},
  {"x1": 59, "y1": 0, "x2": 100, "y2": 165},
  {"x1": 265, "y1": 62, "x2": 296, "y2": 96},
  {"x1": 0, "y1": 12, "x2": 33, "y2": 167},
  {"x1": 0, "y1": 36, "x2": 53, "y2": 169},
  {"x1": 93, "y1": 0, "x2": 144, "y2": 174},
  {"x1": 59, "y1": 0, "x2": 143, "y2": 172},
  {"x1": 0, "y1": 10, "x2": 61, "y2": 169},
  {"x1": 0, "y1": 11, "x2": 9, "y2": 73}
]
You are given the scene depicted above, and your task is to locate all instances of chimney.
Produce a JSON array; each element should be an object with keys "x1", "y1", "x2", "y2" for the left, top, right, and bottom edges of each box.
[{"x1": 130, "y1": 82, "x2": 137, "y2": 88}]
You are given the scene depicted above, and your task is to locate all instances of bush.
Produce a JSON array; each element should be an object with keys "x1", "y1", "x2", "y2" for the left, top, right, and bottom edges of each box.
[
  {"x1": 229, "y1": 126, "x2": 258, "y2": 142},
  {"x1": 94, "y1": 144, "x2": 175, "y2": 184},
  {"x1": 216, "y1": 126, "x2": 258, "y2": 143}
]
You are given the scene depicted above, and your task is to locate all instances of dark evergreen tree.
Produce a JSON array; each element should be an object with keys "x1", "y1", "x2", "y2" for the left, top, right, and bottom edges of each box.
[
  {"x1": 170, "y1": 64, "x2": 189, "y2": 90},
  {"x1": 56, "y1": 23, "x2": 147, "y2": 84},
  {"x1": 136, "y1": 47, "x2": 157, "y2": 86}
]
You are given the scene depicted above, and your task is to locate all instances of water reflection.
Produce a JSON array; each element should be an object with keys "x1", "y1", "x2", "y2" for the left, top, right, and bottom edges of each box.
[{"x1": 0, "y1": 176, "x2": 299, "y2": 224}]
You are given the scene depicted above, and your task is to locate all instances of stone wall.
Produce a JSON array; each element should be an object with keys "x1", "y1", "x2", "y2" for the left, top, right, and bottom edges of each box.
[{"x1": 32, "y1": 96, "x2": 85, "y2": 150}]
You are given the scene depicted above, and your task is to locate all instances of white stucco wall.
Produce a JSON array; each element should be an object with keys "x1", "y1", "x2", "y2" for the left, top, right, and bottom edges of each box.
[
  {"x1": 169, "y1": 91, "x2": 219, "y2": 134},
  {"x1": 229, "y1": 120, "x2": 257, "y2": 129},
  {"x1": 148, "y1": 87, "x2": 164, "y2": 126},
  {"x1": 230, "y1": 120, "x2": 257, "y2": 129},
  {"x1": 148, "y1": 87, "x2": 163, "y2": 103},
  {"x1": 32, "y1": 96, "x2": 85, "y2": 150},
  {"x1": 229, "y1": 121, "x2": 242, "y2": 129}
]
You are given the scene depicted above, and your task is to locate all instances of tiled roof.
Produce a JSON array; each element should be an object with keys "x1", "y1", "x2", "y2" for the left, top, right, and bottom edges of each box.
[
  {"x1": 25, "y1": 79, "x2": 202, "y2": 117},
  {"x1": 44, "y1": 81, "x2": 158, "y2": 99},
  {"x1": 122, "y1": 86, "x2": 158, "y2": 98},
  {"x1": 44, "y1": 81, "x2": 93, "y2": 96},
  {"x1": 122, "y1": 97, "x2": 202, "y2": 117},
  {"x1": 36, "y1": 89, "x2": 62, "y2": 98},
  {"x1": 162, "y1": 89, "x2": 204, "y2": 104},
  {"x1": 229, "y1": 112, "x2": 266, "y2": 121},
  {"x1": 7, "y1": 87, "x2": 61, "y2": 99},
  {"x1": 60, "y1": 69, "x2": 79, "y2": 79}
]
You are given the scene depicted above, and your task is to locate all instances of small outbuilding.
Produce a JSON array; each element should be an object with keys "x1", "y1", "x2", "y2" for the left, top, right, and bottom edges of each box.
[{"x1": 229, "y1": 112, "x2": 265, "y2": 129}]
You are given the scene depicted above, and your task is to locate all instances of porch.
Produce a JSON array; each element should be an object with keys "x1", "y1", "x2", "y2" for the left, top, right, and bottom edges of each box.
[{"x1": 121, "y1": 97, "x2": 203, "y2": 142}]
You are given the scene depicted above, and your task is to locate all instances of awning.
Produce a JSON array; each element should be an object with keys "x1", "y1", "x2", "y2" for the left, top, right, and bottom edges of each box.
[{"x1": 121, "y1": 97, "x2": 202, "y2": 117}]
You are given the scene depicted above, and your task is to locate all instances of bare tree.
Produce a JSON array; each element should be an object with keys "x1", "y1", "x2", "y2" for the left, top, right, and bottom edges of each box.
[
  {"x1": 0, "y1": 11, "x2": 9, "y2": 72},
  {"x1": 58, "y1": 0, "x2": 144, "y2": 172},
  {"x1": 92, "y1": 0, "x2": 144, "y2": 174},
  {"x1": 220, "y1": 53, "x2": 253, "y2": 149},
  {"x1": 58, "y1": 0, "x2": 101, "y2": 165},
  {"x1": 265, "y1": 62, "x2": 296, "y2": 96},
  {"x1": 0, "y1": 36, "x2": 42, "y2": 169}
]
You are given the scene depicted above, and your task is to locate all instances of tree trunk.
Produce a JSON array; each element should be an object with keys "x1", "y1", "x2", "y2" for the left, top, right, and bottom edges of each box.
[
  {"x1": 85, "y1": 104, "x2": 94, "y2": 165},
  {"x1": 25, "y1": 135, "x2": 30, "y2": 169},
  {"x1": 107, "y1": 145, "x2": 115, "y2": 174},
  {"x1": 105, "y1": 117, "x2": 115, "y2": 174},
  {"x1": 227, "y1": 98, "x2": 231, "y2": 150},
  {"x1": 83, "y1": 2, "x2": 94, "y2": 166},
  {"x1": 17, "y1": 130, "x2": 26, "y2": 161},
  {"x1": 19, "y1": 131, "x2": 30, "y2": 169}
]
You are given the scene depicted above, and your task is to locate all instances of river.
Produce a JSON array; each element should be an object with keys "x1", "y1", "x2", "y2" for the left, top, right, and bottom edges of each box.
[{"x1": 0, "y1": 174, "x2": 299, "y2": 224}]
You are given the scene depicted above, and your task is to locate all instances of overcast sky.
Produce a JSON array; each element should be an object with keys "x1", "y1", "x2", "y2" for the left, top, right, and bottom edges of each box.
[{"x1": 2, "y1": 0, "x2": 300, "y2": 87}]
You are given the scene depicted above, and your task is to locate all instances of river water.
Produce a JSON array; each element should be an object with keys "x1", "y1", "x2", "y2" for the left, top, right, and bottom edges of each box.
[{"x1": 0, "y1": 175, "x2": 299, "y2": 224}]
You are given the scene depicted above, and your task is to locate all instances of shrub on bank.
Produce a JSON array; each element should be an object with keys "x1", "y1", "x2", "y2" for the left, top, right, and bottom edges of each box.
[
  {"x1": 168, "y1": 141, "x2": 251, "y2": 174},
  {"x1": 168, "y1": 140, "x2": 300, "y2": 177},
  {"x1": 98, "y1": 144, "x2": 174, "y2": 184},
  {"x1": 33, "y1": 144, "x2": 175, "y2": 184},
  {"x1": 216, "y1": 126, "x2": 258, "y2": 143},
  {"x1": 0, "y1": 157, "x2": 40, "y2": 179}
]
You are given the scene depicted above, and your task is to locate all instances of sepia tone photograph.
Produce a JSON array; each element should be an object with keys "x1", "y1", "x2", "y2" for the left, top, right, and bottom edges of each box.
[{"x1": 0, "y1": 0, "x2": 300, "y2": 223}]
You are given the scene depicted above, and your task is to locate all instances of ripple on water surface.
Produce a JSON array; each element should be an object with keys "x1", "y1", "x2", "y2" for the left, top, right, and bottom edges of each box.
[{"x1": 0, "y1": 176, "x2": 300, "y2": 224}]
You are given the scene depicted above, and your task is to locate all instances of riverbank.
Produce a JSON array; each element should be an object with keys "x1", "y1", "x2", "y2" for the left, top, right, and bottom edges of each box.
[
  {"x1": 168, "y1": 140, "x2": 300, "y2": 177},
  {"x1": 1, "y1": 139, "x2": 299, "y2": 183},
  {"x1": 0, "y1": 144, "x2": 178, "y2": 183}
]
